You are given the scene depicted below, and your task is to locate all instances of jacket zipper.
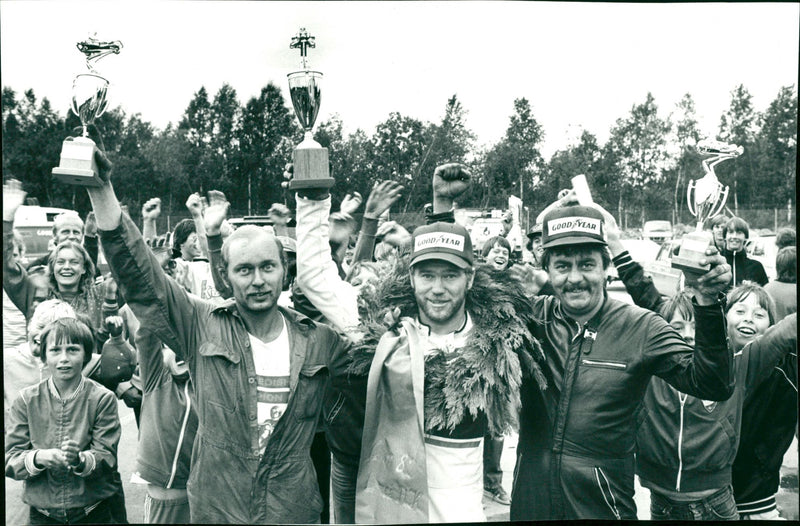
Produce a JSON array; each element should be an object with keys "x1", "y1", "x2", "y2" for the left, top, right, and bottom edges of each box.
[
  {"x1": 594, "y1": 466, "x2": 621, "y2": 519},
  {"x1": 167, "y1": 382, "x2": 192, "y2": 489},
  {"x1": 676, "y1": 392, "x2": 688, "y2": 491},
  {"x1": 581, "y1": 359, "x2": 625, "y2": 369}
]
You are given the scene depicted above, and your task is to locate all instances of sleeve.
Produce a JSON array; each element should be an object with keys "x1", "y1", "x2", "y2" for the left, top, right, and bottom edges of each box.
[
  {"x1": 76, "y1": 390, "x2": 121, "y2": 479},
  {"x1": 3, "y1": 221, "x2": 36, "y2": 318},
  {"x1": 646, "y1": 297, "x2": 734, "y2": 402},
  {"x1": 98, "y1": 212, "x2": 207, "y2": 363},
  {"x1": 425, "y1": 208, "x2": 456, "y2": 224},
  {"x1": 741, "y1": 313, "x2": 797, "y2": 392},
  {"x1": 614, "y1": 250, "x2": 666, "y2": 314},
  {"x1": 135, "y1": 327, "x2": 169, "y2": 393},
  {"x1": 753, "y1": 260, "x2": 769, "y2": 287},
  {"x1": 83, "y1": 235, "x2": 99, "y2": 270},
  {"x1": 4, "y1": 392, "x2": 38, "y2": 480},
  {"x1": 295, "y1": 195, "x2": 361, "y2": 340},
  {"x1": 207, "y1": 233, "x2": 233, "y2": 299},
  {"x1": 349, "y1": 216, "x2": 379, "y2": 267}
]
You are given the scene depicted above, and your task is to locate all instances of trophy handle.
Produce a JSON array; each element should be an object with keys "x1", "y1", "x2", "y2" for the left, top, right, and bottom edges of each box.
[{"x1": 686, "y1": 181, "x2": 697, "y2": 217}]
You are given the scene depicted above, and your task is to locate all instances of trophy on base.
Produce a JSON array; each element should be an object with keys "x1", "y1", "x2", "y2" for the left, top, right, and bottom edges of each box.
[
  {"x1": 671, "y1": 139, "x2": 743, "y2": 286},
  {"x1": 52, "y1": 35, "x2": 122, "y2": 187},
  {"x1": 287, "y1": 28, "x2": 333, "y2": 190}
]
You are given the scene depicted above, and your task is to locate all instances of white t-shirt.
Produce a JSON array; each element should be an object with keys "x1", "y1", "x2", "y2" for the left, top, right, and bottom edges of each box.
[{"x1": 249, "y1": 316, "x2": 290, "y2": 453}]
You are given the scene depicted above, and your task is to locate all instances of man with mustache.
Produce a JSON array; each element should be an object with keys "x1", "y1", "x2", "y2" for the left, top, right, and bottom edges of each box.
[{"x1": 510, "y1": 196, "x2": 736, "y2": 520}]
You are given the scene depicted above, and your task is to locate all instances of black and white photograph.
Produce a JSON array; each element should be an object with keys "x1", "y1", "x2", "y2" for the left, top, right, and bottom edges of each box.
[{"x1": 2, "y1": 1, "x2": 797, "y2": 523}]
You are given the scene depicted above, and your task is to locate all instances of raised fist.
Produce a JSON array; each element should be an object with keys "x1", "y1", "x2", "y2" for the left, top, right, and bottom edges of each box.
[
  {"x1": 142, "y1": 197, "x2": 162, "y2": 220},
  {"x1": 433, "y1": 163, "x2": 471, "y2": 200}
]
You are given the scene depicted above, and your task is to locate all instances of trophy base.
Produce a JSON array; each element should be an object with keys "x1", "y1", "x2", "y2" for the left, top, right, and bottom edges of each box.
[
  {"x1": 289, "y1": 146, "x2": 333, "y2": 190},
  {"x1": 671, "y1": 230, "x2": 713, "y2": 288},
  {"x1": 51, "y1": 137, "x2": 104, "y2": 187}
]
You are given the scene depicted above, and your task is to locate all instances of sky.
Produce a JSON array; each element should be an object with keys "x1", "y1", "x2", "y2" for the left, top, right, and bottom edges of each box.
[{"x1": 1, "y1": 1, "x2": 798, "y2": 158}]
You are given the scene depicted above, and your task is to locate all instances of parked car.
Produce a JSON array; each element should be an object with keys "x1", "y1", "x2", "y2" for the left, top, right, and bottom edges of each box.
[
  {"x1": 642, "y1": 220, "x2": 673, "y2": 244},
  {"x1": 13, "y1": 205, "x2": 73, "y2": 263}
]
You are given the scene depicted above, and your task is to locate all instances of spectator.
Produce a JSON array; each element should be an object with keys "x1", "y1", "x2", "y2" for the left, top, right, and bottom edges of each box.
[
  {"x1": 510, "y1": 193, "x2": 734, "y2": 520},
  {"x1": 613, "y1": 237, "x2": 796, "y2": 520},
  {"x1": 5, "y1": 317, "x2": 124, "y2": 525},
  {"x1": 775, "y1": 227, "x2": 796, "y2": 250},
  {"x1": 25, "y1": 211, "x2": 100, "y2": 272},
  {"x1": 763, "y1": 246, "x2": 796, "y2": 321},
  {"x1": 722, "y1": 216, "x2": 768, "y2": 287},
  {"x1": 4, "y1": 229, "x2": 30, "y2": 352},
  {"x1": 134, "y1": 328, "x2": 198, "y2": 524},
  {"x1": 4, "y1": 299, "x2": 75, "y2": 430},
  {"x1": 707, "y1": 215, "x2": 728, "y2": 253},
  {"x1": 86, "y1": 149, "x2": 351, "y2": 523}
]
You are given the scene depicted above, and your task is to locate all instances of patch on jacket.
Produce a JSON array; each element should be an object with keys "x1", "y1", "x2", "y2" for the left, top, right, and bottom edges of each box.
[{"x1": 701, "y1": 399, "x2": 717, "y2": 412}]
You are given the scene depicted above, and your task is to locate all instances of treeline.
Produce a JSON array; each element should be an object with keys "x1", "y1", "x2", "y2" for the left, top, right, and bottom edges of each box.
[{"x1": 2, "y1": 83, "x2": 796, "y2": 229}]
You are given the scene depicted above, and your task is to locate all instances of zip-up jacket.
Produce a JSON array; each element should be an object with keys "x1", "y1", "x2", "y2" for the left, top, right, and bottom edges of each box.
[
  {"x1": 99, "y1": 211, "x2": 350, "y2": 524},
  {"x1": 510, "y1": 288, "x2": 733, "y2": 520},
  {"x1": 724, "y1": 248, "x2": 768, "y2": 288},
  {"x1": 5, "y1": 376, "x2": 122, "y2": 517},
  {"x1": 134, "y1": 327, "x2": 198, "y2": 490},
  {"x1": 615, "y1": 251, "x2": 796, "y2": 493},
  {"x1": 732, "y1": 316, "x2": 798, "y2": 516}
]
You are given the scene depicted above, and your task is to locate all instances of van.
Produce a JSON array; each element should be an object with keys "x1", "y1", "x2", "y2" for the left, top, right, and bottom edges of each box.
[{"x1": 13, "y1": 205, "x2": 73, "y2": 262}]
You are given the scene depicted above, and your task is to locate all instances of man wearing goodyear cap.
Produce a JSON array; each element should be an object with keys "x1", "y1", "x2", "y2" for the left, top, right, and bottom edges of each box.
[
  {"x1": 354, "y1": 218, "x2": 544, "y2": 523},
  {"x1": 510, "y1": 194, "x2": 735, "y2": 520}
]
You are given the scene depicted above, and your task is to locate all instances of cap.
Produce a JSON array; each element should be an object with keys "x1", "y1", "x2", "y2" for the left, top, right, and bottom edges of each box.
[
  {"x1": 410, "y1": 222, "x2": 473, "y2": 269},
  {"x1": 527, "y1": 223, "x2": 543, "y2": 238},
  {"x1": 541, "y1": 205, "x2": 606, "y2": 249}
]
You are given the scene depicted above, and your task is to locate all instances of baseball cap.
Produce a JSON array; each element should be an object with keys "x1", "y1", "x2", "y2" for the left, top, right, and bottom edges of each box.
[
  {"x1": 410, "y1": 222, "x2": 473, "y2": 269},
  {"x1": 527, "y1": 223, "x2": 543, "y2": 238},
  {"x1": 541, "y1": 205, "x2": 606, "y2": 249}
]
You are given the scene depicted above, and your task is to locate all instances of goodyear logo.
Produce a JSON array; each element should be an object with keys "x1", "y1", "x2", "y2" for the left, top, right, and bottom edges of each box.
[
  {"x1": 414, "y1": 232, "x2": 465, "y2": 252},
  {"x1": 547, "y1": 216, "x2": 601, "y2": 236}
]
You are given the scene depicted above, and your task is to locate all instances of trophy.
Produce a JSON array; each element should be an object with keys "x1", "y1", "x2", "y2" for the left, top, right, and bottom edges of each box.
[
  {"x1": 52, "y1": 35, "x2": 122, "y2": 186},
  {"x1": 671, "y1": 139, "x2": 742, "y2": 286},
  {"x1": 287, "y1": 28, "x2": 333, "y2": 190}
]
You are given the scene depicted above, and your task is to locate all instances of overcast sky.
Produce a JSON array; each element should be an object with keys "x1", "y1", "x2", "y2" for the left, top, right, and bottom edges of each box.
[{"x1": 1, "y1": 1, "x2": 798, "y2": 158}]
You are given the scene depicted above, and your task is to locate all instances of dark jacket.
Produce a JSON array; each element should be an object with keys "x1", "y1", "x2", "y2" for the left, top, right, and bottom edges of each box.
[
  {"x1": 616, "y1": 251, "x2": 796, "y2": 494},
  {"x1": 99, "y1": 212, "x2": 350, "y2": 524},
  {"x1": 510, "y1": 291, "x2": 733, "y2": 520},
  {"x1": 732, "y1": 314, "x2": 798, "y2": 515},
  {"x1": 134, "y1": 328, "x2": 198, "y2": 490},
  {"x1": 724, "y1": 248, "x2": 768, "y2": 288}
]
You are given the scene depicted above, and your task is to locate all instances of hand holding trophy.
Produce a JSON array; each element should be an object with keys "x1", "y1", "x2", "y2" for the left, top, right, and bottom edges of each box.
[
  {"x1": 52, "y1": 34, "x2": 122, "y2": 187},
  {"x1": 671, "y1": 139, "x2": 742, "y2": 286},
  {"x1": 287, "y1": 28, "x2": 334, "y2": 190}
]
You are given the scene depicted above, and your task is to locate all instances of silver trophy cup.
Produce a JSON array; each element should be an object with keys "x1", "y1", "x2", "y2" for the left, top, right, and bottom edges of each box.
[
  {"x1": 672, "y1": 139, "x2": 742, "y2": 286},
  {"x1": 52, "y1": 36, "x2": 121, "y2": 187}
]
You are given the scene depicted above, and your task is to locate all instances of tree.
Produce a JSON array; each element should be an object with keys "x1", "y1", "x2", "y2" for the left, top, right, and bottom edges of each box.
[
  {"x1": 668, "y1": 93, "x2": 703, "y2": 225},
  {"x1": 236, "y1": 83, "x2": 297, "y2": 214},
  {"x1": 717, "y1": 84, "x2": 760, "y2": 213},
  {"x1": 607, "y1": 92, "x2": 673, "y2": 226},
  {"x1": 543, "y1": 130, "x2": 603, "y2": 212},
  {"x1": 482, "y1": 98, "x2": 545, "y2": 209},
  {"x1": 178, "y1": 86, "x2": 215, "y2": 194},
  {"x1": 754, "y1": 85, "x2": 797, "y2": 213}
]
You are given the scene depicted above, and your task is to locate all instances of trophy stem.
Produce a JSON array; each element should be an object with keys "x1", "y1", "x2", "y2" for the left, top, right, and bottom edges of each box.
[{"x1": 81, "y1": 124, "x2": 90, "y2": 138}]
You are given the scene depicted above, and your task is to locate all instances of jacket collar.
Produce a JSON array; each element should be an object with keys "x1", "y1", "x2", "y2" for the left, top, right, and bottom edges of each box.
[{"x1": 211, "y1": 300, "x2": 315, "y2": 333}]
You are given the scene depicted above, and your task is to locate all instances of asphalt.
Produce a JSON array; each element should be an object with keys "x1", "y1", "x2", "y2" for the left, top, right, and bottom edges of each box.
[{"x1": 6, "y1": 403, "x2": 798, "y2": 524}]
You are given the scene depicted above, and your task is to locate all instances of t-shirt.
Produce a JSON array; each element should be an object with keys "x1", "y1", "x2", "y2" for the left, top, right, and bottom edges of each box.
[
  {"x1": 249, "y1": 316, "x2": 290, "y2": 454},
  {"x1": 186, "y1": 259, "x2": 224, "y2": 305}
]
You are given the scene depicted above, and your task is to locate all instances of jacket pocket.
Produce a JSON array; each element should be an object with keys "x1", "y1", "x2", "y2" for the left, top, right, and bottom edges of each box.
[
  {"x1": 294, "y1": 364, "x2": 328, "y2": 420},
  {"x1": 593, "y1": 466, "x2": 621, "y2": 520},
  {"x1": 581, "y1": 359, "x2": 627, "y2": 371},
  {"x1": 199, "y1": 342, "x2": 241, "y2": 414}
]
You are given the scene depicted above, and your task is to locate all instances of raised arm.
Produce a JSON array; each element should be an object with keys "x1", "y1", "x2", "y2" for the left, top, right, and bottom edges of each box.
[
  {"x1": 186, "y1": 193, "x2": 210, "y2": 259},
  {"x1": 2, "y1": 179, "x2": 38, "y2": 318},
  {"x1": 203, "y1": 190, "x2": 233, "y2": 299},
  {"x1": 350, "y1": 181, "x2": 404, "y2": 267},
  {"x1": 141, "y1": 197, "x2": 162, "y2": 243},
  {"x1": 87, "y1": 150, "x2": 206, "y2": 362}
]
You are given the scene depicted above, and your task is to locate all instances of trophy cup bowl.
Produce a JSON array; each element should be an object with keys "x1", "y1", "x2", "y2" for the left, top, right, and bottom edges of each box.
[
  {"x1": 288, "y1": 70, "x2": 322, "y2": 147},
  {"x1": 71, "y1": 73, "x2": 110, "y2": 133}
]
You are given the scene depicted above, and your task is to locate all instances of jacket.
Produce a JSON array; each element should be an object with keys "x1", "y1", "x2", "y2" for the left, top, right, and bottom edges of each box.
[
  {"x1": 5, "y1": 376, "x2": 121, "y2": 518},
  {"x1": 510, "y1": 289, "x2": 733, "y2": 520},
  {"x1": 134, "y1": 328, "x2": 198, "y2": 490},
  {"x1": 615, "y1": 251, "x2": 796, "y2": 494},
  {"x1": 724, "y1": 248, "x2": 768, "y2": 288},
  {"x1": 732, "y1": 314, "x2": 798, "y2": 515},
  {"x1": 99, "y1": 212, "x2": 350, "y2": 524}
]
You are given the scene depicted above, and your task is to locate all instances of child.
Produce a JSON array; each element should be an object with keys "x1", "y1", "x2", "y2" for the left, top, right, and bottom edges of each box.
[{"x1": 5, "y1": 317, "x2": 123, "y2": 525}]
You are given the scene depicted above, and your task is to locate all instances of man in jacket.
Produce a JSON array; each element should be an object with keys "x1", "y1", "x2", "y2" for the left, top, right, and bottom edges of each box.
[
  {"x1": 510, "y1": 195, "x2": 735, "y2": 520},
  {"x1": 722, "y1": 216, "x2": 768, "y2": 288},
  {"x1": 85, "y1": 150, "x2": 349, "y2": 524}
]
